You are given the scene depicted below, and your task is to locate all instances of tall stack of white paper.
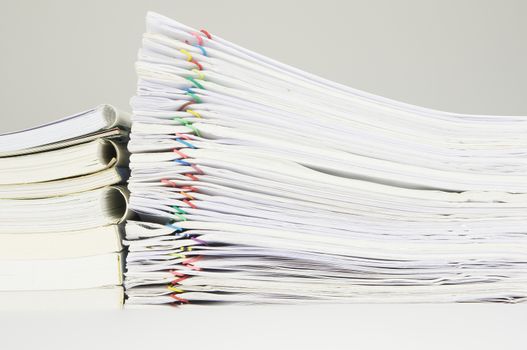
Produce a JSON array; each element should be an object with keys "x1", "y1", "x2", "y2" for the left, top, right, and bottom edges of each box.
[
  {"x1": 0, "y1": 105, "x2": 131, "y2": 310},
  {"x1": 125, "y1": 12, "x2": 527, "y2": 305}
]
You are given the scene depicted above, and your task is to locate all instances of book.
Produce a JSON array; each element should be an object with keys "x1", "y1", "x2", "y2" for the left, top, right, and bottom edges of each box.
[
  {"x1": 0, "y1": 105, "x2": 131, "y2": 309},
  {"x1": 124, "y1": 12, "x2": 527, "y2": 305},
  {"x1": 0, "y1": 139, "x2": 128, "y2": 185},
  {"x1": 0, "y1": 225, "x2": 123, "y2": 259},
  {"x1": 0, "y1": 104, "x2": 130, "y2": 156},
  {"x1": 0, "y1": 167, "x2": 129, "y2": 199},
  {"x1": 0, "y1": 186, "x2": 129, "y2": 233},
  {"x1": 0, "y1": 253, "x2": 123, "y2": 291},
  {"x1": 0, "y1": 287, "x2": 124, "y2": 311}
]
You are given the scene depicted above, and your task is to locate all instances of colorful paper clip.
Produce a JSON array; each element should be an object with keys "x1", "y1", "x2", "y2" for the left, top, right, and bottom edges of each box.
[
  {"x1": 172, "y1": 212, "x2": 187, "y2": 222},
  {"x1": 174, "y1": 159, "x2": 192, "y2": 166},
  {"x1": 178, "y1": 101, "x2": 195, "y2": 111},
  {"x1": 175, "y1": 138, "x2": 196, "y2": 149},
  {"x1": 180, "y1": 191, "x2": 195, "y2": 200},
  {"x1": 186, "y1": 109, "x2": 202, "y2": 119},
  {"x1": 167, "y1": 285, "x2": 185, "y2": 293},
  {"x1": 165, "y1": 223, "x2": 184, "y2": 232},
  {"x1": 173, "y1": 148, "x2": 189, "y2": 158},
  {"x1": 173, "y1": 206, "x2": 187, "y2": 215},
  {"x1": 185, "y1": 88, "x2": 202, "y2": 103},
  {"x1": 169, "y1": 252, "x2": 186, "y2": 259},
  {"x1": 186, "y1": 77, "x2": 204, "y2": 89},
  {"x1": 192, "y1": 60, "x2": 203, "y2": 70},
  {"x1": 171, "y1": 275, "x2": 189, "y2": 284},
  {"x1": 191, "y1": 32, "x2": 203, "y2": 45},
  {"x1": 185, "y1": 173, "x2": 199, "y2": 181},
  {"x1": 173, "y1": 116, "x2": 201, "y2": 137},
  {"x1": 170, "y1": 294, "x2": 189, "y2": 303},
  {"x1": 191, "y1": 164, "x2": 204, "y2": 174},
  {"x1": 161, "y1": 178, "x2": 178, "y2": 187},
  {"x1": 180, "y1": 49, "x2": 193, "y2": 62},
  {"x1": 194, "y1": 45, "x2": 208, "y2": 56},
  {"x1": 182, "y1": 199, "x2": 197, "y2": 209},
  {"x1": 200, "y1": 29, "x2": 212, "y2": 39},
  {"x1": 191, "y1": 69, "x2": 205, "y2": 80}
]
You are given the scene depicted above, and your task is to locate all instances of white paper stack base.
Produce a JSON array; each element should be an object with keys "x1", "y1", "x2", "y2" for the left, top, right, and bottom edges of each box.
[{"x1": 125, "y1": 12, "x2": 527, "y2": 305}]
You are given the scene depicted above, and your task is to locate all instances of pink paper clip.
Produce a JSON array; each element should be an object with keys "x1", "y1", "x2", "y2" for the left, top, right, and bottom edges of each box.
[
  {"x1": 161, "y1": 178, "x2": 178, "y2": 187},
  {"x1": 192, "y1": 31, "x2": 203, "y2": 45},
  {"x1": 173, "y1": 149, "x2": 189, "y2": 158},
  {"x1": 191, "y1": 164, "x2": 204, "y2": 174}
]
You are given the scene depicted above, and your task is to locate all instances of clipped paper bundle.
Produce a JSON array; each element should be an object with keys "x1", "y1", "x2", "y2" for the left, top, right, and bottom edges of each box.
[
  {"x1": 125, "y1": 12, "x2": 527, "y2": 305},
  {"x1": 0, "y1": 105, "x2": 131, "y2": 310}
]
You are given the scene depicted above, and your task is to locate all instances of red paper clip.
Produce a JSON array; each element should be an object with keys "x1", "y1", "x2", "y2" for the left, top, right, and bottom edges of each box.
[
  {"x1": 183, "y1": 256, "x2": 203, "y2": 265},
  {"x1": 200, "y1": 29, "x2": 212, "y2": 39},
  {"x1": 169, "y1": 270, "x2": 186, "y2": 277},
  {"x1": 182, "y1": 255, "x2": 203, "y2": 271},
  {"x1": 185, "y1": 173, "x2": 199, "y2": 181},
  {"x1": 182, "y1": 199, "x2": 197, "y2": 209},
  {"x1": 191, "y1": 59, "x2": 203, "y2": 70},
  {"x1": 181, "y1": 185, "x2": 198, "y2": 192},
  {"x1": 170, "y1": 294, "x2": 189, "y2": 303}
]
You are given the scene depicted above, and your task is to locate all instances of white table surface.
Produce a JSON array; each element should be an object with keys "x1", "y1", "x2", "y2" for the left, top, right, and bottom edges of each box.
[{"x1": 2, "y1": 304, "x2": 526, "y2": 349}]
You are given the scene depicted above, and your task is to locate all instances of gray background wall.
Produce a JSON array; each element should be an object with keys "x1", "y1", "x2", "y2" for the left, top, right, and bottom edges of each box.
[{"x1": 1, "y1": 0, "x2": 526, "y2": 133}]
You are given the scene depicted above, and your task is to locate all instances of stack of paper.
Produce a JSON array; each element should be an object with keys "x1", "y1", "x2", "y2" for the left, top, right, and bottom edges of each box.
[
  {"x1": 0, "y1": 105, "x2": 130, "y2": 310},
  {"x1": 125, "y1": 12, "x2": 527, "y2": 305}
]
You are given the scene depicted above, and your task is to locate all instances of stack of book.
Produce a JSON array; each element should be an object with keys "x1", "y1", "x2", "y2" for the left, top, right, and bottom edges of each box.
[
  {"x1": 0, "y1": 105, "x2": 131, "y2": 310},
  {"x1": 124, "y1": 12, "x2": 527, "y2": 305}
]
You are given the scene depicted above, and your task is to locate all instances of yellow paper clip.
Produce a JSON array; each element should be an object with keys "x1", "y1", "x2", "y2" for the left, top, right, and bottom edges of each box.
[
  {"x1": 180, "y1": 191, "x2": 195, "y2": 200},
  {"x1": 167, "y1": 285, "x2": 184, "y2": 293},
  {"x1": 180, "y1": 49, "x2": 193, "y2": 62},
  {"x1": 192, "y1": 68, "x2": 205, "y2": 80},
  {"x1": 186, "y1": 109, "x2": 202, "y2": 119}
]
